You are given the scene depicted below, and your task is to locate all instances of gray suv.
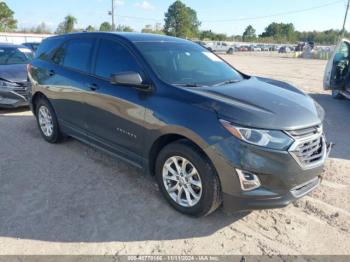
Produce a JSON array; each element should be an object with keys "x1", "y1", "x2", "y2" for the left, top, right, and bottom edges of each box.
[{"x1": 28, "y1": 33, "x2": 331, "y2": 216}]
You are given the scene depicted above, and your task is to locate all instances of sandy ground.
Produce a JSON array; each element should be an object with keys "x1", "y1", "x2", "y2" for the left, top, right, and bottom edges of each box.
[{"x1": 0, "y1": 53, "x2": 349, "y2": 255}]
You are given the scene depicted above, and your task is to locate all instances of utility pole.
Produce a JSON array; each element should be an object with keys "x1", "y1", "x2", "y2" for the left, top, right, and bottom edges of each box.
[
  {"x1": 111, "y1": 0, "x2": 116, "y2": 31},
  {"x1": 341, "y1": 0, "x2": 350, "y2": 38}
]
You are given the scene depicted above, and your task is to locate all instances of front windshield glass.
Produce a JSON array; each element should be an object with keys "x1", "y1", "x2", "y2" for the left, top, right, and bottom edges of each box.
[
  {"x1": 0, "y1": 47, "x2": 34, "y2": 65},
  {"x1": 135, "y1": 42, "x2": 244, "y2": 86}
]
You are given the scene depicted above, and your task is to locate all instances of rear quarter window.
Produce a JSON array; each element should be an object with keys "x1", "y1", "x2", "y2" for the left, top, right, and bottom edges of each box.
[{"x1": 35, "y1": 37, "x2": 65, "y2": 62}]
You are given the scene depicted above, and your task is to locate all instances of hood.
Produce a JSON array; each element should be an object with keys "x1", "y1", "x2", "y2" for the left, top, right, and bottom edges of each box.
[
  {"x1": 0, "y1": 64, "x2": 28, "y2": 83},
  {"x1": 192, "y1": 77, "x2": 323, "y2": 130}
]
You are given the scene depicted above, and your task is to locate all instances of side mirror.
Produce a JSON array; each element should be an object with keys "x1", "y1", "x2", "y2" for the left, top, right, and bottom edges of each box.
[{"x1": 110, "y1": 71, "x2": 150, "y2": 90}]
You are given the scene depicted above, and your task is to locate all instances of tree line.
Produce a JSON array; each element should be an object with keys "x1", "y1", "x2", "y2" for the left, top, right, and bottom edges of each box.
[{"x1": 0, "y1": 0, "x2": 348, "y2": 45}]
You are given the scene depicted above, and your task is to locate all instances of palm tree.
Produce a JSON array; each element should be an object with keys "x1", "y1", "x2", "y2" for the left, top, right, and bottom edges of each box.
[{"x1": 64, "y1": 15, "x2": 77, "y2": 33}]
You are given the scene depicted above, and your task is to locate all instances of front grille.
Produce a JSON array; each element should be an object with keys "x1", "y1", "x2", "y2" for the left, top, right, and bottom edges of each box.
[
  {"x1": 287, "y1": 125, "x2": 326, "y2": 169},
  {"x1": 287, "y1": 125, "x2": 322, "y2": 139}
]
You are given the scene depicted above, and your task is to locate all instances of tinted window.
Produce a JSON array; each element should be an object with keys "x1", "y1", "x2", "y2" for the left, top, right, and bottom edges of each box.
[
  {"x1": 0, "y1": 47, "x2": 33, "y2": 65},
  {"x1": 95, "y1": 39, "x2": 140, "y2": 79},
  {"x1": 36, "y1": 37, "x2": 65, "y2": 61},
  {"x1": 135, "y1": 42, "x2": 243, "y2": 86},
  {"x1": 62, "y1": 38, "x2": 94, "y2": 72}
]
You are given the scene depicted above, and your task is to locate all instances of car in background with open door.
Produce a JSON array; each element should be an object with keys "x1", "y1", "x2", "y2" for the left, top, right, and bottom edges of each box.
[{"x1": 324, "y1": 39, "x2": 350, "y2": 99}]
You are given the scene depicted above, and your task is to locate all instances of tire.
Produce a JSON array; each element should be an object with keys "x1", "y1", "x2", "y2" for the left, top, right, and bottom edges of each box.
[
  {"x1": 227, "y1": 48, "x2": 234, "y2": 54},
  {"x1": 155, "y1": 140, "x2": 222, "y2": 217},
  {"x1": 332, "y1": 90, "x2": 344, "y2": 99},
  {"x1": 35, "y1": 97, "x2": 63, "y2": 143}
]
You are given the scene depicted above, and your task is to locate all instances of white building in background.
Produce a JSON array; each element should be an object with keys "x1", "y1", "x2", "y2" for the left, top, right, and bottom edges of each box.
[{"x1": 0, "y1": 32, "x2": 53, "y2": 44}]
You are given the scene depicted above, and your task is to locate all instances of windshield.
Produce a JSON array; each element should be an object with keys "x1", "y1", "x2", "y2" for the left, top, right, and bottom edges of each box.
[
  {"x1": 0, "y1": 47, "x2": 34, "y2": 65},
  {"x1": 135, "y1": 42, "x2": 244, "y2": 86}
]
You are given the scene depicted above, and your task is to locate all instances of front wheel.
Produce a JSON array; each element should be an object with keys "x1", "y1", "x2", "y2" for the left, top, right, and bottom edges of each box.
[
  {"x1": 35, "y1": 98, "x2": 63, "y2": 143},
  {"x1": 155, "y1": 140, "x2": 222, "y2": 217},
  {"x1": 227, "y1": 48, "x2": 234, "y2": 54},
  {"x1": 332, "y1": 90, "x2": 344, "y2": 99}
]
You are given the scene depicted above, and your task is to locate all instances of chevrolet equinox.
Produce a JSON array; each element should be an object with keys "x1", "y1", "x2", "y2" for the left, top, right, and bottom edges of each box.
[{"x1": 28, "y1": 33, "x2": 331, "y2": 217}]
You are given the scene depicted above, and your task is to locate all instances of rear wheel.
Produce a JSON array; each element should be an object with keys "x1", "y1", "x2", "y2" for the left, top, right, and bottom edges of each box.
[
  {"x1": 35, "y1": 98, "x2": 62, "y2": 143},
  {"x1": 332, "y1": 90, "x2": 344, "y2": 99},
  {"x1": 227, "y1": 48, "x2": 234, "y2": 54},
  {"x1": 155, "y1": 140, "x2": 222, "y2": 217}
]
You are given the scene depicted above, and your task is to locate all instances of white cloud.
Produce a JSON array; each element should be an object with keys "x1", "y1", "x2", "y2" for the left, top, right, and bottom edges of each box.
[{"x1": 134, "y1": 1, "x2": 155, "y2": 10}]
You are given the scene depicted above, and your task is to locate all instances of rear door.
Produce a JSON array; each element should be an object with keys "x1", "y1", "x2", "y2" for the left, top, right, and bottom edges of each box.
[
  {"x1": 46, "y1": 37, "x2": 96, "y2": 138},
  {"x1": 324, "y1": 39, "x2": 350, "y2": 90}
]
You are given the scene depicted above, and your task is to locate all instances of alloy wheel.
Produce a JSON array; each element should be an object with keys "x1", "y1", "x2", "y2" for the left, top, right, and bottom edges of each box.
[
  {"x1": 38, "y1": 105, "x2": 53, "y2": 137},
  {"x1": 162, "y1": 156, "x2": 203, "y2": 207}
]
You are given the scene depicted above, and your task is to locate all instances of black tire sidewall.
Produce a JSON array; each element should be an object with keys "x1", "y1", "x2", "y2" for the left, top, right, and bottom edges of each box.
[
  {"x1": 332, "y1": 90, "x2": 344, "y2": 99},
  {"x1": 155, "y1": 141, "x2": 220, "y2": 217},
  {"x1": 35, "y1": 99, "x2": 60, "y2": 143}
]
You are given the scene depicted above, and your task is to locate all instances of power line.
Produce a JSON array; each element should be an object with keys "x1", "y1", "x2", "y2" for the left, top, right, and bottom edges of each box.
[{"x1": 201, "y1": 0, "x2": 344, "y2": 23}]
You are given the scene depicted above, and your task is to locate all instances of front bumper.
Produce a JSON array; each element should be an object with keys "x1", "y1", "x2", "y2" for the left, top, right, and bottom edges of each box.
[
  {"x1": 204, "y1": 136, "x2": 331, "y2": 212},
  {"x1": 0, "y1": 88, "x2": 29, "y2": 108},
  {"x1": 223, "y1": 176, "x2": 321, "y2": 211}
]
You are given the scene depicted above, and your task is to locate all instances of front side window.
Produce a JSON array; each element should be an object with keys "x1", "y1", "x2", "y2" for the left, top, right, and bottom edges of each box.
[
  {"x1": 95, "y1": 39, "x2": 141, "y2": 79},
  {"x1": 135, "y1": 42, "x2": 243, "y2": 86},
  {"x1": 0, "y1": 47, "x2": 33, "y2": 65}
]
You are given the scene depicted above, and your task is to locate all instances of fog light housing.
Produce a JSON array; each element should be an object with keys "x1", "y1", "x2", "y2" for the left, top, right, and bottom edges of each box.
[{"x1": 236, "y1": 169, "x2": 261, "y2": 191}]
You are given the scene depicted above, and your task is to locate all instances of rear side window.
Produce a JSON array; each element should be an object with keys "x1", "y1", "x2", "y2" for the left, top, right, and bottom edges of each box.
[
  {"x1": 62, "y1": 38, "x2": 94, "y2": 73},
  {"x1": 94, "y1": 39, "x2": 140, "y2": 79}
]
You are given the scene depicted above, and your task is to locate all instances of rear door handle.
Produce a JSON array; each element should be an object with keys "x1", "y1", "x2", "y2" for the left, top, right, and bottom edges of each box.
[
  {"x1": 49, "y1": 70, "x2": 55, "y2": 76},
  {"x1": 87, "y1": 83, "x2": 100, "y2": 91}
]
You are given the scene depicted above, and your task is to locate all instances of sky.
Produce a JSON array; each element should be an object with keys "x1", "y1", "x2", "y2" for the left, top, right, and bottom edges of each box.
[{"x1": 5, "y1": 0, "x2": 350, "y2": 35}]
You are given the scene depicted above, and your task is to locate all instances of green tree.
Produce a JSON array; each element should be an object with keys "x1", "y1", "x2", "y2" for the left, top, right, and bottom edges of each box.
[
  {"x1": 99, "y1": 21, "x2": 112, "y2": 32},
  {"x1": 242, "y1": 25, "x2": 256, "y2": 42},
  {"x1": 164, "y1": 0, "x2": 200, "y2": 38},
  {"x1": 199, "y1": 30, "x2": 229, "y2": 41},
  {"x1": 85, "y1": 25, "x2": 95, "y2": 32},
  {"x1": 55, "y1": 15, "x2": 77, "y2": 34},
  {"x1": 141, "y1": 24, "x2": 164, "y2": 34},
  {"x1": 116, "y1": 24, "x2": 134, "y2": 32},
  {"x1": 0, "y1": 2, "x2": 17, "y2": 32},
  {"x1": 35, "y1": 22, "x2": 51, "y2": 34},
  {"x1": 260, "y1": 22, "x2": 296, "y2": 43}
]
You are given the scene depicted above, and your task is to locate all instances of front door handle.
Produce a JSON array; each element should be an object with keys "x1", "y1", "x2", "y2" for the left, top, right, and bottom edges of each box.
[{"x1": 87, "y1": 83, "x2": 100, "y2": 91}]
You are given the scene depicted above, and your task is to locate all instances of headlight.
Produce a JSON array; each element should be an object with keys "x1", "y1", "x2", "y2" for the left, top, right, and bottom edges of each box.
[
  {"x1": 220, "y1": 120, "x2": 294, "y2": 150},
  {"x1": 0, "y1": 80, "x2": 16, "y2": 89}
]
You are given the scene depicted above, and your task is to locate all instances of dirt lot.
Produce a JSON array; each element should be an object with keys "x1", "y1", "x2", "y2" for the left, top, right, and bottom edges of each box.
[{"x1": 0, "y1": 53, "x2": 349, "y2": 255}]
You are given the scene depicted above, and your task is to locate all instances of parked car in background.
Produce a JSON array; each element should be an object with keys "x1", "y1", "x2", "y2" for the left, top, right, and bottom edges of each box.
[
  {"x1": 28, "y1": 32, "x2": 330, "y2": 217},
  {"x1": 22, "y1": 42, "x2": 41, "y2": 53},
  {"x1": 261, "y1": 45, "x2": 269, "y2": 52},
  {"x1": 0, "y1": 43, "x2": 33, "y2": 108},
  {"x1": 251, "y1": 45, "x2": 262, "y2": 52},
  {"x1": 239, "y1": 46, "x2": 249, "y2": 52},
  {"x1": 279, "y1": 46, "x2": 291, "y2": 53},
  {"x1": 324, "y1": 39, "x2": 350, "y2": 99},
  {"x1": 204, "y1": 41, "x2": 235, "y2": 54}
]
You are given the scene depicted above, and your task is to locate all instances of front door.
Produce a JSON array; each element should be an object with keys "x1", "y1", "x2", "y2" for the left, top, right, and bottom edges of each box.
[
  {"x1": 324, "y1": 39, "x2": 350, "y2": 90},
  {"x1": 84, "y1": 38, "x2": 149, "y2": 166}
]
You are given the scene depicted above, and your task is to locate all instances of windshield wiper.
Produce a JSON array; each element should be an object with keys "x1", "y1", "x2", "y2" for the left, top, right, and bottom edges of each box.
[
  {"x1": 212, "y1": 79, "x2": 241, "y2": 87},
  {"x1": 173, "y1": 83, "x2": 205, "y2": 87}
]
